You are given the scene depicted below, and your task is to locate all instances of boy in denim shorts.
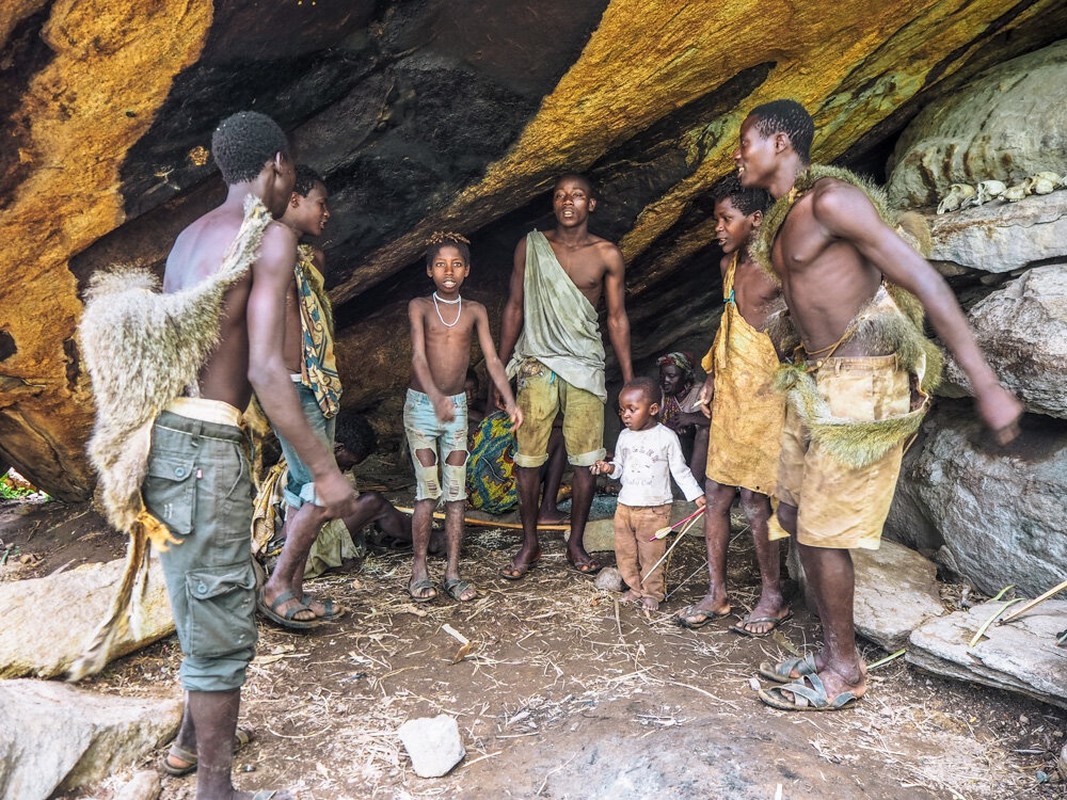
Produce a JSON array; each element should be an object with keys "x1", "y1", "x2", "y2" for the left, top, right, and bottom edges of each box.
[{"x1": 404, "y1": 232, "x2": 522, "y2": 602}]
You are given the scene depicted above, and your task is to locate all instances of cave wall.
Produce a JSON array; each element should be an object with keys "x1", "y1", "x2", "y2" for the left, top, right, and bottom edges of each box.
[{"x1": 2, "y1": 0, "x2": 1067, "y2": 499}]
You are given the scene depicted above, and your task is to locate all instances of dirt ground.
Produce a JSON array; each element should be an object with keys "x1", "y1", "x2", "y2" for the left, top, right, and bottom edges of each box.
[{"x1": 2, "y1": 467, "x2": 1065, "y2": 800}]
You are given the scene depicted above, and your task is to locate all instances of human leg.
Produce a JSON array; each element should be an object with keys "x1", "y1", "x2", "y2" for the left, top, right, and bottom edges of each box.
[
  {"x1": 634, "y1": 504, "x2": 671, "y2": 610},
  {"x1": 558, "y1": 380, "x2": 606, "y2": 573},
  {"x1": 688, "y1": 423, "x2": 709, "y2": 485},
  {"x1": 730, "y1": 489, "x2": 790, "y2": 636},
  {"x1": 612, "y1": 504, "x2": 640, "y2": 598},
  {"x1": 675, "y1": 479, "x2": 734, "y2": 626},
  {"x1": 404, "y1": 390, "x2": 448, "y2": 601},
  {"x1": 537, "y1": 426, "x2": 568, "y2": 524},
  {"x1": 507, "y1": 363, "x2": 557, "y2": 578},
  {"x1": 441, "y1": 499, "x2": 475, "y2": 600}
]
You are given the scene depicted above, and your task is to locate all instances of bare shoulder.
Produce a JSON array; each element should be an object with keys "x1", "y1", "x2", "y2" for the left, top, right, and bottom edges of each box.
[
  {"x1": 408, "y1": 295, "x2": 431, "y2": 316},
  {"x1": 594, "y1": 237, "x2": 624, "y2": 269},
  {"x1": 719, "y1": 252, "x2": 731, "y2": 279},
  {"x1": 465, "y1": 298, "x2": 489, "y2": 317},
  {"x1": 810, "y1": 178, "x2": 873, "y2": 220}
]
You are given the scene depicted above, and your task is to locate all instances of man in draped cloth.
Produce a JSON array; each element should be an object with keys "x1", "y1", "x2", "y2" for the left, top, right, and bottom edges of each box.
[
  {"x1": 149, "y1": 112, "x2": 357, "y2": 797},
  {"x1": 674, "y1": 176, "x2": 793, "y2": 637},
  {"x1": 257, "y1": 164, "x2": 349, "y2": 628},
  {"x1": 737, "y1": 99, "x2": 1022, "y2": 711},
  {"x1": 497, "y1": 173, "x2": 634, "y2": 578}
]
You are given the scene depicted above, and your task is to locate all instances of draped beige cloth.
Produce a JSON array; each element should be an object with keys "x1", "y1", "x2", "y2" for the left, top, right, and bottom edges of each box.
[
  {"x1": 702, "y1": 253, "x2": 785, "y2": 495},
  {"x1": 506, "y1": 229, "x2": 606, "y2": 402}
]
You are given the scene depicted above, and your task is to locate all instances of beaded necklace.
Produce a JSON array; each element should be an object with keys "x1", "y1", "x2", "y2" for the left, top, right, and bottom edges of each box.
[{"x1": 432, "y1": 291, "x2": 462, "y2": 328}]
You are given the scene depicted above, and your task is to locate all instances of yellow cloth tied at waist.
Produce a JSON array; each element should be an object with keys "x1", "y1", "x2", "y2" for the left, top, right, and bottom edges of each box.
[{"x1": 703, "y1": 254, "x2": 785, "y2": 495}]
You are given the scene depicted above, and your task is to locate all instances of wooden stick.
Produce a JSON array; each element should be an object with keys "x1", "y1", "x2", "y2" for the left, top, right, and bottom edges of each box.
[
  {"x1": 393, "y1": 506, "x2": 570, "y2": 531},
  {"x1": 997, "y1": 578, "x2": 1067, "y2": 625},
  {"x1": 649, "y1": 505, "x2": 706, "y2": 541}
]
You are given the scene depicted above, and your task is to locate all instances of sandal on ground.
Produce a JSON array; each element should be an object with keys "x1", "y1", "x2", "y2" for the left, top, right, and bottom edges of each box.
[
  {"x1": 566, "y1": 552, "x2": 602, "y2": 575},
  {"x1": 301, "y1": 593, "x2": 345, "y2": 621},
  {"x1": 758, "y1": 652, "x2": 819, "y2": 684},
  {"x1": 673, "y1": 604, "x2": 731, "y2": 630},
  {"x1": 408, "y1": 577, "x2": 438, "y2": 602},
  {"x1": 500, "y1": 555, "x2": 539, "y2": 581},
  {"x1": 160, "y1": 725, "x2": 255, "y2": 777},
  {"x1": 256, "y1": 589, "x2": 319, "y2": 631},
  {"x1": 442, "y1": 577, "x2": 477, "y2": 602},
  {"x1": 757, "y1": 672, "x2": 859, "y2": 712},
  {"x1": 729, "y1": 610, "x2": 793, "y2": 638}
]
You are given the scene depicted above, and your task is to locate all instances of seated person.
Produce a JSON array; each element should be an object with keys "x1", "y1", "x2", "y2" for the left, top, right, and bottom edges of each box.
[
  {"x1": 657, "y1": 351, "x2": 709, "y2": 479},
  {"x1": 465, "y1": 369, "x2": 568, "y2": 523}
]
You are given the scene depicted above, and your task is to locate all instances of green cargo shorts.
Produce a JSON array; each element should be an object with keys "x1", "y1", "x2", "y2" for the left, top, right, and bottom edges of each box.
[{"x1": 143, "y1": 409, "x2": 258, "y2": 692}]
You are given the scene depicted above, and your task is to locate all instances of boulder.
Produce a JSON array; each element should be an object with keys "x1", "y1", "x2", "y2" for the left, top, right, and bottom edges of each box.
[
  {"x1": 888, "y1": 39, "x2": 1067, "y2": 209},
  {"x1": 907, "y1": 599, "x2": 1067, "y2": 711},
  {"x1": 0, "y1": 679, "x2": 181, "y2": 800},
  {"x1": 852, "y1": 540, "x2": 946, "y2": 652},
  {"x1": 884, "y1": 403, "x2": 1067, "y2": 598},
  {"x1": 927, "y1": 192, "x2": 1067, "y2": 275},
  {"x1": 938, "y1": 264, "x2": 1067, "y2": 419},
  {"x1": 0, "y1": 554, "x2": 174, "y2": 679},
  {"x1": 397, "y1": 714, "x2": 465, "y2": 778}
]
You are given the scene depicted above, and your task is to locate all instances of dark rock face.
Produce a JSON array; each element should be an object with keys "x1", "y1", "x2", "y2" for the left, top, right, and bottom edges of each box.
[{"x1": 5, "y1": 0, "x2": 1067, "y2": 498}]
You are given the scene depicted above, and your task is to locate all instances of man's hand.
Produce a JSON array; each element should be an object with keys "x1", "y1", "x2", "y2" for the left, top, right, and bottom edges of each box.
[
  {"x1": 433, "y1": 394, "x2": 456, "y2": 423},
  {"x1": 976, "y1": 383, "x2": 1024, "y2": 445},
  {"x1": 694, "y1": 495, "x2": 707, "y2": 509},
  {"x1": 313, "y1": 468, "x2": 359, "y2": 518},
  {"x1": 698, "y1": 375, "x2": 715, "y2": 419},
  {"x1": 505, "y1": 403, "x2": 524, "y2": 431}
]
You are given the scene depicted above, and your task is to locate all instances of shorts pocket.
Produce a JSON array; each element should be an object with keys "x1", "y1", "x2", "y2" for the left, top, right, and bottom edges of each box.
[
  {"x1": 184, "y1": 563, "x2": 257, "y2": 659},
  {"x1": 143, "y1": 455, "x2": 197, "y2": 535}
]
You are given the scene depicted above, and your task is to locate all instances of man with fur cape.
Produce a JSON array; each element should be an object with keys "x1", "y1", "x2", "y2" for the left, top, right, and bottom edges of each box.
[
  {"x1": 735, "y1": 99, "x2": 1021, "y2": 713},
  {"x1": 78, "y1": 111, "x2": 357, "y2": 799}
]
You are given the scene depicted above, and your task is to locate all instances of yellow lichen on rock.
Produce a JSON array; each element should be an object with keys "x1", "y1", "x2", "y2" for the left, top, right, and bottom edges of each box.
[{"x1": 0, "y1": 0, "x2": 211, "y2": 498}]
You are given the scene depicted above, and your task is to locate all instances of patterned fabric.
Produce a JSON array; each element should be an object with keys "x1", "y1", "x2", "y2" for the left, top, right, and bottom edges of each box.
[
  {"x1": 466, "y1": 411, "x2": 520, "y2": 514},
  {"x1": 295, "y1": 244, "x2": 342, "y2": 419}
]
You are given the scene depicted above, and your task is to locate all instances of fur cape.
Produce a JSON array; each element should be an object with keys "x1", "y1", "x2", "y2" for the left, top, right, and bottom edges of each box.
[
  {"x1": 68, "y1": 195, "x2": 270, "y2": 681},
  {"x1": 750, "y1": 165, "x2": 944, "y2": 468}
]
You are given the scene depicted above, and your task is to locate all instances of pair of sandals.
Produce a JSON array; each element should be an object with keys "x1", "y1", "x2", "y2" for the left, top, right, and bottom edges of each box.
[
  {"x1": 756, "y1": 653, "x2": 860, "y2": 712},
  {"x1": 256, "y1": 589, "x2": 344, "y2": 630},
  {"x1": 409, "y1": 576, "x2": 477, "y2": 602}
]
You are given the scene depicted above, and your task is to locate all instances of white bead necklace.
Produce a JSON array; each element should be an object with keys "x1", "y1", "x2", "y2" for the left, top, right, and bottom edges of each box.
[{"x1": 432, "y1": 291, "x2": 462, "y2": 328}]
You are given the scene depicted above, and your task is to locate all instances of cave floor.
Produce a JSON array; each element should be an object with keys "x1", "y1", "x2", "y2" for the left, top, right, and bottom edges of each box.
[{"x1": 2, "y1": 463, "x2": 1065, "y2": 800}]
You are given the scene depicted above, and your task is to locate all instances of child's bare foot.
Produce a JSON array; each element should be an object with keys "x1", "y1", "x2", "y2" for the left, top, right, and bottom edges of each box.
[
  {"x1": 641, "y1": 596, "x2": 660, "y2": 611},
  {"x1": 620, "y1": 589, "x2": 641, "y2": 604}
]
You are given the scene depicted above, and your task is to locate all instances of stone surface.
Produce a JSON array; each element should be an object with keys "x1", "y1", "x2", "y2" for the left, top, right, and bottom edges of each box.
[
  {"x1": 5, "y1": 0, "x2": 1067, "y2": 497},
  {"x1": 397, "y1": 714, "x2": 465, "y2": 778},
  {"x1": 888, "y1": 39, "x2": 1067, "y2": 209},
  {"x1": 938, "y1": 264, "x2": 1067, "y2": 419},
  {"x1": 852, "y1": 540, "x2": 947, "y2": 652},
  {"x1": 906, "y1": 599, "x2": 1067, "y2": 711},
  {"x1": 113, "y1": 770, "x2": 162, "y2": 800},
  {"x1": 927, "y1": 192, "x2": 1067, "y2": 275},
  {"x1": 0, "y1": 679, "x2": 180, "y2": 800},
  {"x1": 884, "y1": 402, "x2": 1067, "y2": 598},
  {"x1": 0, "y1": 553, "x2": 174, "y2": 679}
]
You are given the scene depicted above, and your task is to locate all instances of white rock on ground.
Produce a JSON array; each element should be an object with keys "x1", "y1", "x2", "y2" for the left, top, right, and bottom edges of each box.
[
  {"x1": 907, "y1": 599, "x2": 1067, "y2": 711},
  {"x1": 852, "y1": 540, "x2": 947, "y2": 652},
  {"x1": 0, "y1": 679, "x2": 181, "y2": 800},
  {"x1": 938, "y1": 264, "x2": 1067, "y2": 419},
  {"x1": 0, "y1": 552, "x2": 174, "y2": 679},
  {"x1": 397, "y1": 714, "x2": 465, "y2": 778},
  {"x1": 594, "y1": 566, "x2": 625, "y2": 593},
  {"x1": 113, "y1": 770, "x2": 162, "y2": 800}
]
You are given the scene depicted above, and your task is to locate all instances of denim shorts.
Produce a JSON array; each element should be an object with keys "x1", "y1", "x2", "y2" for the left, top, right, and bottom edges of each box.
[
  {"x1": 274, "y1": 379, "x2": 337, "y2": 509},
  {"x1": 403, "y1": 388, "x2": 468, "y2": 502},
  {"x1": 143, "y1": 406, "x2": 258, "y2": 692}
]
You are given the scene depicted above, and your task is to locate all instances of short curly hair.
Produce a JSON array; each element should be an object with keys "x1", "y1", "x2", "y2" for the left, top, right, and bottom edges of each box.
[
  {"x1": 712, "y1": 174, "x2": 772, "y2": 217},
  {"x1": 748, "y1": 99, "x2": 814, "y2": 163},
  {"x1": 211, "y1": 111, "x2": 289, "y2": 184},
  {"x1": 621, "y1": 376, "x2": 661, "y2": 405},
  {"x1": 293, "y1": 164, "x2": 325, "y2": 197},
  {"x1": 424, "y1": 231, "x2": 471, "y2": 268},
  {"x1": 335, "y1": 412, "x2": 378, "y2": 463}
]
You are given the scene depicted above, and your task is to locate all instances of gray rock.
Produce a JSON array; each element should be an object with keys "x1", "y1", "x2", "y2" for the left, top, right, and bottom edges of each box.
[
  {"x1": 0, "y1": 553, "x2": 174, "y2": 679},
  {"x1": 884, "y1": 404, "x2": 1067, "y2": 598},
  {"x1": 594, "y1": 567, "x2": 625, "y2": 593},
  {"x1": 927, "y1": 192, "x2": 1067, "y2": 275},
  {"x1": 398, "y1": 714, "x2": 465, "y2": 778},
  {"x1": 907, "y1": 600, "x2": 1067, "y2": 711},
  {"x1": 852, "y1": 540, "x2": 947, "y2": 651},
  {"x1": 939, "y1": 264, "x2": 1067, "y2": 419},
  {"x1": 113, "y1": 770, "x2": 162, "y2": 800},
  {"x1": 0, "y1": 679, "x2": 181, "y2": 800},
  {"x1": 887, "y1": 40, "x2": 1067, "y2": 208}
]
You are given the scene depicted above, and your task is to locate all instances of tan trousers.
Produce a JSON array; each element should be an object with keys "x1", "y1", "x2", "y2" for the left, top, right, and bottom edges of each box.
[{"x1": 613, "y1": 503, "x2": 672, "y2": 601}]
